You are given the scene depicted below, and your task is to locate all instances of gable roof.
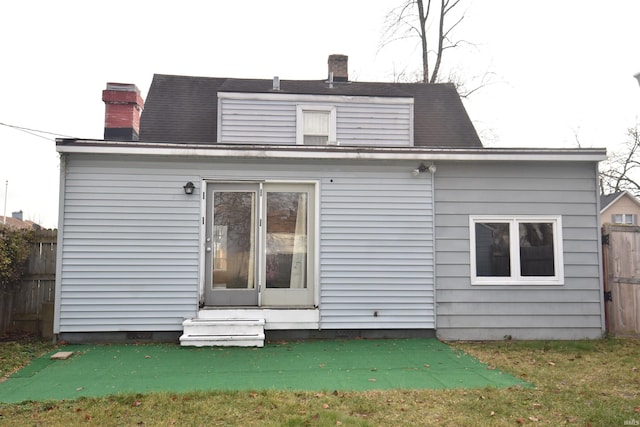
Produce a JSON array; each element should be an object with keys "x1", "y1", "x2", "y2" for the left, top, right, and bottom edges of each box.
[
  {"x1": 139, "y1": 74, "x2": 483, "y2": 148},
  {"x1": 600, "y1": 190, "x2": 640, "y2": 212},
  {"x1": 0, "y1": 216, "x2": 40, "y2": 230}
]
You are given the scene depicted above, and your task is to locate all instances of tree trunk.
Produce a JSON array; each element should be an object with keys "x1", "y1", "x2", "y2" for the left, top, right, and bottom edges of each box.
[{"x1": 417, "y1": 0, "x2": 430, "y2": 83}]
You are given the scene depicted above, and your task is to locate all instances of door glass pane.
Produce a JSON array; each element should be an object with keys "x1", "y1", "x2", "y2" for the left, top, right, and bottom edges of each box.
[
  {"x1": 212, "y1": 192, "x2": 256, "y2": 289},
  {"x1": 519, "y1": 222, "x2": 555, "y2": 276},
  {"x1": 265, "y1": 192, "x2": 308, "y2": 289},
  {"x1": 475, "y1": 222, "x2": 510, "y2": 277}
]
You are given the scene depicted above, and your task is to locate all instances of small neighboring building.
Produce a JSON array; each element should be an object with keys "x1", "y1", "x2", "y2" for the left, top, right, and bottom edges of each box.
[
  {"x1": 53, "y1": 55, "x2": 608, "y2": 344},
  {"x1": 600, "y1": 191, "x2": 640, "y2": 225},
  {"x1": 0, "y1": 211, "x2": 40, "y2": 230}
]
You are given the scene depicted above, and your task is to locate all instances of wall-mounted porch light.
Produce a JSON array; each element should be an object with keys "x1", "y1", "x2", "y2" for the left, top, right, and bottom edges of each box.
[
  {"x1": 412, "y1": 162, "x2": 436, "y2": 176},
  {"x1": 183, "y1": 181, "x2": 195, "y2": 195}
]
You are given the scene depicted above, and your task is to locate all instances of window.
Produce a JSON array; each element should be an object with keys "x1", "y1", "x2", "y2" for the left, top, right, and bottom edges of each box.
[
  {"x1": 296, "y1": 105, "x2": 336, "y2": 145},
  {"x1": 470, "y1": 216, "x2": 564, "y2": 285},
  {"x1": 612, "y1": 214, "x2": 637, "y2": 225}
]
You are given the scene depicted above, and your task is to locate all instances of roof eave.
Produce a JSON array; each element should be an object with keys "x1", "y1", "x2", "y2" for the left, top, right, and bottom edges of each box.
[{"x1": 55, "y1": 139, "x2": 607, "y2": 162}]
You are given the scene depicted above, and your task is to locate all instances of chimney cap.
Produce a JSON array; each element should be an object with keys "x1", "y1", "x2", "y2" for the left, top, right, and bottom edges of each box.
[{"x1": 106, "y1": 82, "x2": 140, "y2": 93}]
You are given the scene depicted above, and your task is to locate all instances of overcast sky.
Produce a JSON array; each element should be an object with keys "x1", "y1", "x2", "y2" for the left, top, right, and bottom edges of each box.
[{"x1": 1, "y1": 0, "x2": 639, "y2": 228}]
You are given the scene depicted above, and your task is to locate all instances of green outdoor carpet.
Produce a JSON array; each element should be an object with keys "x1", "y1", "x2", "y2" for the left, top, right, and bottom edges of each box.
[{"x1": 0, "y1": 339, "x2": 530, "y2": 403}]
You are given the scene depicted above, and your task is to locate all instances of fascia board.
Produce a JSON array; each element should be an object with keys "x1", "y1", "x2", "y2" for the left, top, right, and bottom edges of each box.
[{"x1": 55, "y1": 141, "x2": 607, "y2": 162}]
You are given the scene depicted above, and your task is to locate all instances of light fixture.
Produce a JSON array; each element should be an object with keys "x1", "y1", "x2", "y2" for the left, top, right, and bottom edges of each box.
[
  {"x1": 412, "y1": 162, "x2": 437, "y2": 176},
  {"x1": 183, "y1": 181, "x2": 195, "y2": 195},
  {"x1": 412, "y1": 163, "x2": 428, "y2": 176}
]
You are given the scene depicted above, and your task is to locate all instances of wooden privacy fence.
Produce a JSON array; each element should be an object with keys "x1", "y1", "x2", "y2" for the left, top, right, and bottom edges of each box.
[
  {"x1": 602, "y1": 224, "x2": 640, "y2": 337},
  {"x1": 0, "y1": 229, "x2": 57, "y2": 338}
]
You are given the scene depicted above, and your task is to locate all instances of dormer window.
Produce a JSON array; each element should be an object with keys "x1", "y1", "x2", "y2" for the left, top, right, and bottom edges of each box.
[{"x1": 296, "y1": 105, "x2": 336, "y2": 145}]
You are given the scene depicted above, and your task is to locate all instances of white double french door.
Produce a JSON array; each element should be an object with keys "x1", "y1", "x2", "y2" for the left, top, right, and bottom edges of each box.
[{"x1": 204, "y1": 182, "x2": 315, "y2": 307}]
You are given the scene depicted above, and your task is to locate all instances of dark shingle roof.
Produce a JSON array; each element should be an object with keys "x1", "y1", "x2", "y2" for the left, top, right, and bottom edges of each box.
[
  {"x1": 601, "y1": 191, "x2": 640, "y2": 211},
  {"x1": 139, "y1": 74, "x2": 482, "y2": 148},
  {"x1": 600, "y1": 192, "x2": 624, "y2": 210}
]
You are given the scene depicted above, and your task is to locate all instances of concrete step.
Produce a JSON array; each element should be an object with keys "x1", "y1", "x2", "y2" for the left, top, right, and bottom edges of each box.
[
  {"x1": 180, "y1": 318, "x2": 265, "y2": 347},
  {"x1": 182, "y1": 318, "x2": 265, "y2": 336},
  {"x1": 179, "y1": 333, "x2": 265, "y2": 347}
]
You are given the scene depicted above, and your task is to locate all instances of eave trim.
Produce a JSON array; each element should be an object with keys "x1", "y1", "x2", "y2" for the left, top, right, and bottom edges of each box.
[{"x1": 55, "y1": 140, "x2": 607, "y2": 162}]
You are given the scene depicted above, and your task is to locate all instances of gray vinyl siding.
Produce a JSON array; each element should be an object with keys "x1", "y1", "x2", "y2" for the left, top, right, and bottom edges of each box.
[
  {"x1": 58, "y1": 159, "x2": 201, "y2": 332},
  {"x1": 57, "y1": 154, "x2": 434, "y2": 332},
  {"x1": 434, "y1": 161, "x2": 604, "y2": 340},
  {"x1": 219, "y1": 98, "x2": 412, "y2": 146},
  {"x1": 335, "y1": 103, "x2": 412, "y2": 146},
  {"x1": 219, "y1": 99, "x2": 296, "y2": 145},
  {"x1": 319, "y1": 173, "x2": 435, "y2": 329}
]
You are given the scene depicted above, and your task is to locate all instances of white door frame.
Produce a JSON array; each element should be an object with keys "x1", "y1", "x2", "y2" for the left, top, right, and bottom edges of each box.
[{"x1": 199, "y1": 179, "x2": 319, "y2": 308}]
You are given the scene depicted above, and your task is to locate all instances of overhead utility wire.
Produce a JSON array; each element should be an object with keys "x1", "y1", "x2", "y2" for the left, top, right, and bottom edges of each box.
[{"x1": 0, "y1": 121, "x2": 77, "y2": 141}]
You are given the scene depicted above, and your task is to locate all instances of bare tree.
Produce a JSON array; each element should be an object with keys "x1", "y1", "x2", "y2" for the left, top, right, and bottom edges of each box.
[
  {"x1": 380, "y1": 0, "x2": 465, "y2": 84},
  {"x1": 600, "y1": 123, "x2": 640, "y2": 195}
]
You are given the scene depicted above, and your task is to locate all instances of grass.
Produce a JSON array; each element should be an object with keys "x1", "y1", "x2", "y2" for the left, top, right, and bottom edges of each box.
[
  {"x1": 0, "y1": 339, "x2": 53, "y2": 381},
  {"x1": 0, "y1": 338, "x2": 639, "y2": 426}
]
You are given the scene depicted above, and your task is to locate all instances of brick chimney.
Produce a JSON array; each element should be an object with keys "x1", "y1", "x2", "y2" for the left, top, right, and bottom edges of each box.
[
  {"x1": 102, "y1": 83, "x2": 144, "y2": 141},
  {"x1": 328, "y1": 54, "x2": 348, "y2": 82}
]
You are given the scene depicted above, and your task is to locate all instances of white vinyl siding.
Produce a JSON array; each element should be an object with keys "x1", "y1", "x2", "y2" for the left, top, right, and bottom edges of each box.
[
  {"x1": 218, "y1": 94, "x2": 413, "y2": 147},
  {"x1": 435, "y1": 161, "x2": 603, "y2": 340}
]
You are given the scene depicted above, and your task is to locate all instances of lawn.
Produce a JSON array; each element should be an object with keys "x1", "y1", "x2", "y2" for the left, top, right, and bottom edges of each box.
[{"x1": 0, "y1": 337, "x2": 639, "y2": 426}]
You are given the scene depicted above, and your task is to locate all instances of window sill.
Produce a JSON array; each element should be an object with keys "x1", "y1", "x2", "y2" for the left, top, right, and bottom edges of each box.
[{"x1": 471, "y1": 279, "x2": 565, "y2": 286}]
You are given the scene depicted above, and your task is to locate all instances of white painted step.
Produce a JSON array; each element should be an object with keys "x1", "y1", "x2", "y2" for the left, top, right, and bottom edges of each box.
[
  {"x1": 179, "y1": 334, "x2": 265, "y2": 347},
  {"x1": 180, "y1": 318, "x2": 265, "y2": 347},
  {"x1": 182, "y1": 318, "x2": 265, "y2": 335}
]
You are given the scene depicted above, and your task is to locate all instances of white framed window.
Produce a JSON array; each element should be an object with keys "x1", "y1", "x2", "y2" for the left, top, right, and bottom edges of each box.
[
  {"x1": 296, "y1": 105, "x2": 336, "y2": 145},
  {"x1": 469, "y1": 215, "x2": 564, "y2": 285},
  {"x1": 612, "y1": 213, "x2": 637, "y2": 225}
]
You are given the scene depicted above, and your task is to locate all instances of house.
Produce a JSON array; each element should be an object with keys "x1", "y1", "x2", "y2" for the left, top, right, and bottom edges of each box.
[
  {"x1": 0, "y1": 211, "x2": 41, "y2": 230},
  {"x1": 54, "y1": 55, "x2": 607, "y2": 345},
  {"x1": 600, "y1": 191, "x2": 640, "y2": 226}
]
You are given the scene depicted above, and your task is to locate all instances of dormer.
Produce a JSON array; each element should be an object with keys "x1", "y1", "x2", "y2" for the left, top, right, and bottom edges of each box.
[{"x1": 216, "y1": 90, "x2": 414, "y2": 147}]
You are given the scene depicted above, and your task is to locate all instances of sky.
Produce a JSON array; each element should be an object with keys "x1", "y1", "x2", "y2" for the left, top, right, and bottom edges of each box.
[{"x1": 1, "y1": 0, "x2": 639, "y2": 229}]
